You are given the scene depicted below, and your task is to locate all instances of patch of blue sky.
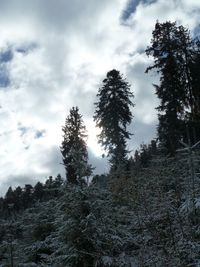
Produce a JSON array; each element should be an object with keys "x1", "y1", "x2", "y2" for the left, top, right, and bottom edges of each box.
[
  {"x1": 18, "y1": 126, "x2": 30, "y2": 137},
  {"x1": 121, "y1": 0, "x2": 157, "y2": 22},
  {"x1": 0, "y1": 48, "x2": 13, "y2": 63},
  {"x1": 193, "y1": 25, "x2": 200, "y2": 39},
  {"x1": 18, "y1": 126, "x2": 46, "y2": 139},
  {"x1": 121, "y1": 0, "x2": 140, "y2": 21},
  {"x1": 35, "y1": 130, "x2": 46, "y2": 139},
  {"x1": 0, "y1": 47, "x2": 13, "y2": 88},
  {"x1": 0, "y1": 66, "x2": 10, "y2": 88}
]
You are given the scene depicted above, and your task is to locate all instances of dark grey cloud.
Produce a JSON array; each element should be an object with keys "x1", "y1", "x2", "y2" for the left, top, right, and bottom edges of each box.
[
  {"x1": 42, "y1": 146, "x2": 65, "y2": 176},
  {"x1": 70, "y1": 87, "x2": 97, "y2": 116},
  {"x1": 88, "y1": 149, "x2": 109, "y2": 175},
  {"x1": 123, "y1": 53, "x2": 159, "y2": 153},
  {"x1": 127, "y1": 118, "x2": 157, "y2": 154},
  {"x1": 16, "y1": 42, "x2": 37, "y2": 54},
  {"x1": 126, "y1": 54, "x2": 159, "y2": 112}
]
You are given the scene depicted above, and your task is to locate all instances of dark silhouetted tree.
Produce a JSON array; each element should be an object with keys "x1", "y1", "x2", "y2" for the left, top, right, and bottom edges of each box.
[
  {"x1": 146, "y1": 21, "x2": 196, "y2": 155},
  {"x1": 188, "y1": 45, "x2": 200, "y2": 142},
  {"x1": 13, "y1": 186, "x2": 22, "y2": 211},
  {"x1": 34, "y1": 182, "x2": 44, "y2": 201},
  {"x1": 94, "y1": 69, "x2": 134, "y2": 171},
  {"x1": 54, "y1": 174, "x2": 64, "y2": 187},
  {"x1": 22, "y1": 184, "x2": 33, "y2": 209},
  {"x1": 61, "y1": 106, "x2": 92, "y2": 184}
]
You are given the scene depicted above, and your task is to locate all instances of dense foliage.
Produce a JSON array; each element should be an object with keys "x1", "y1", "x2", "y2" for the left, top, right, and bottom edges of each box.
[{"x1": 0, "y1": 144, "x2": 200, "y2": 266}]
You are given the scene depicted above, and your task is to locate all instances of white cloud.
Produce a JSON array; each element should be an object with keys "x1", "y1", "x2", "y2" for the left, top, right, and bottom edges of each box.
[{"x1": 0, "y1": 0, "x2": 200, "y2": 195}]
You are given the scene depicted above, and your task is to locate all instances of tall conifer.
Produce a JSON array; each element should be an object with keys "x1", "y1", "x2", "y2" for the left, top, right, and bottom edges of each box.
[
  {"x1": 146, "y1": 21, "x2": 196, "y2": 154},
  {"x1": 61, "y1": 107, "x2": 92, "y2": 184},
  {"x1": 94, "y1": 69, "x2": 134, "y2": 171}
]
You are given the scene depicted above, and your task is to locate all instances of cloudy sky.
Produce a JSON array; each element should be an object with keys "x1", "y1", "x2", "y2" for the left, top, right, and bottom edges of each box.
[{"x1": 0, "y1": 0, "x2": 200, "y2": 195}]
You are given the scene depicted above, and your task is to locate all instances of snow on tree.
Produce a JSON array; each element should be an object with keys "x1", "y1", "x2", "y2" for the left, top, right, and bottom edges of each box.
[{"x1": 61, "y1": 106, "x2": 93, "y2": 184}]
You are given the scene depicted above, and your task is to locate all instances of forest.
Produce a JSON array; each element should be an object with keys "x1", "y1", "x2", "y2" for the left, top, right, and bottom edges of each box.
[{"x1": 0, "y1": 21, "x2": 200, "y2": 267}]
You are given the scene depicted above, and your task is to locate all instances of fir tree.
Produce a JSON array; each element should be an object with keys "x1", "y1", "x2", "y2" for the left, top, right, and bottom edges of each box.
[
  {"x1": 146, "y1": 21, "x2": 195, "y2": 155},
  {"x1": 34, "y1": 182, "x2": 44, "y2": 201},
  {"x1": 94, "y1": 69, "x2": 134, "y2": 171},
  {"x1": 188, "y1": 45, "x2": 200, "y2": 142},
  {"x1": 61, "y1": 107, "x2": 92, "y2": 184},
  {"x1": 191, "y1": 46, "x2": 200, "y2": 118}
]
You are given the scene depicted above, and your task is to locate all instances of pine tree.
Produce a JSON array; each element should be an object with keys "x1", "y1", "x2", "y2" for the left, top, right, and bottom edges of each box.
[
  {"x1": 192, "y1": 46, "x2": 200, "y2": 116},
  {"x1": 34, "y1": 182, "x2": 44, "y2": 201},
  {"x1": 94, "y1": 69, "x2": 134, "y2": 171},
  {"x1": 146, "y1": 21, "x2": 195, "y2": 155},
  {"x1": 188, "y1": 45, "x2": 200, "y2": 143},
  {"x1": 61, "y1": 107, "x2": 92, "y2": 184}
]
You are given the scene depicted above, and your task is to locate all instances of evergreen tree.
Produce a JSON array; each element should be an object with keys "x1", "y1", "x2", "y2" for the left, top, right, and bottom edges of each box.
[
  {"x1": 34, "y1": 182, "x2": 44, "y2": 201},
  {"x1": 146, "y1": 21, "x2": 195, "y2": 155},
  {"x1": 13, "y1": 186, "x2": 22, "y2": 211},
  {"x1": 188, "y1": 45, "x2": 200, "y2": 142},
  {"x1": 191, "y1": 46, "x2": 200, "y2": 118},
  {"x1": 61, "y1": 107, "x2": 92, "y2": 184},
  {"x1": 94, "y1": 69, "x2": 134, "y2": 171},
  {"x1": 22, "y1": 184, "x2": 33, "y2": 209},
  {"x1": 54, "y1": 174, "x2": 64, "y2": 187}
]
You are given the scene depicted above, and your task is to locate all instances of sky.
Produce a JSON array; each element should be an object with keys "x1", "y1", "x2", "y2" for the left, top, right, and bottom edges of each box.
[{"x1": 0, "y1": 0, "x2": 200, "y2": 196}]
